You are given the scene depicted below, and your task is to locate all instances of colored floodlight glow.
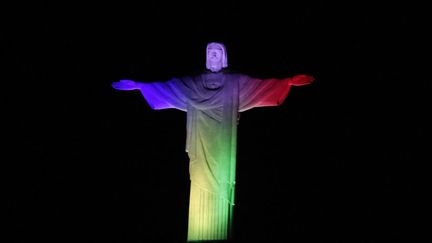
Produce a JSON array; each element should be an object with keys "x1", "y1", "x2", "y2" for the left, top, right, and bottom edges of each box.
[{"x1": 112, "y1": 42, "x2": 314, "y2": 241}]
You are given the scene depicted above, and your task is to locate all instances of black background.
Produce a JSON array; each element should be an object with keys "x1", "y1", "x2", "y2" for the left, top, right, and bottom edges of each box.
[{"x1": 2, "y1": 1, "x2": 428, "y2": 243}]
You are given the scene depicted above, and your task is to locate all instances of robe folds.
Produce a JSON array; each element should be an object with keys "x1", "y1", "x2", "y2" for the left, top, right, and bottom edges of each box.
[{"x1": 138, "y1": 71, "x2": 291, "y2": 241}]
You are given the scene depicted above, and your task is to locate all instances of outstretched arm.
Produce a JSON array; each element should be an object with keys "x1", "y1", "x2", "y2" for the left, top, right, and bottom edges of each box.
[
  {"x1": 239, "y1": 74, "x2": 314, "y2": 112},
  {"x1": 112, "y1": 79, "x2": 189, "y2": 111}
]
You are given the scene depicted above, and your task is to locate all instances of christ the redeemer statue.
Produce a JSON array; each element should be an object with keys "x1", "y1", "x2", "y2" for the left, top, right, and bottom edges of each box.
[{"x1": 112, "y1": 42, "x2": 314, "y2": 242}]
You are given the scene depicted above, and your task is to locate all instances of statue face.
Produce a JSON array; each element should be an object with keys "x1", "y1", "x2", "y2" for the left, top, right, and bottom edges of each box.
[
  {"x1": 207, "y1": 47, "x2": 223, "y2": 63},
  {"x1": 207, "y1": 46, "x2": 223, "y2": 72}
]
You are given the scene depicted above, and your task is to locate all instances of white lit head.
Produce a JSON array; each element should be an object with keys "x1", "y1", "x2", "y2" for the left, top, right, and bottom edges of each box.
[{"x1": 206, "y1": 42, "x2": 228, "y2": 72}]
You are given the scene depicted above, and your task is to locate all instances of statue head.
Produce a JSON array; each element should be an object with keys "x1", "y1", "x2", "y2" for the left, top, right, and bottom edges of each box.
[{"x1": 206, "y1": 42, "x2": 228, "y2": 72}]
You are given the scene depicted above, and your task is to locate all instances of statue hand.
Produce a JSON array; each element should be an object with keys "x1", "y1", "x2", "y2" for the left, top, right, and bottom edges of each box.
[
  {"x1": 111, "y1": 80, "x2": 139, "y2": 90},
  {"x1": 288, "y1": 74, "x2": 315, "y2": 86}
]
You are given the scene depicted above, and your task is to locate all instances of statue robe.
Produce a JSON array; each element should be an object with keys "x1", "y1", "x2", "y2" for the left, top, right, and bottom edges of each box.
[{"x1": 137, "y1": 71, "x2": 291, "y2": 241}]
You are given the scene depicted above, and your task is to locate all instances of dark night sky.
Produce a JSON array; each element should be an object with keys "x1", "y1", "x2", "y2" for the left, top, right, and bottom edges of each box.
[{"x1": 2, "y1": 1, "x2": 427, "y2": 243}]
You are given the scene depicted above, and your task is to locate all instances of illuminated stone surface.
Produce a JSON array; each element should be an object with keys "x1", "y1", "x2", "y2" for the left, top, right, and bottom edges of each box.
[{"x1": 112, "y1": 42, "x2": 314, "y2": 241}]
